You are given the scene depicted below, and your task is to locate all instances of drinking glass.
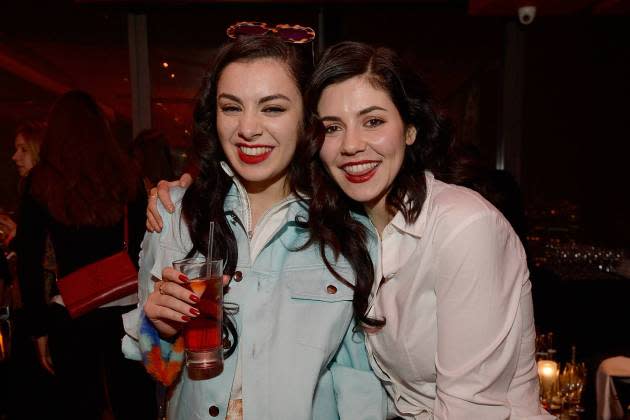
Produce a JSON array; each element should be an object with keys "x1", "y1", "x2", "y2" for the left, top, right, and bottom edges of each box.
[
  {"x1": 559, "y1": 361, "x2": 586, "y2": 415},
  {"x1": 173, "y1": 257, "x2": 224, "y2": 380}
]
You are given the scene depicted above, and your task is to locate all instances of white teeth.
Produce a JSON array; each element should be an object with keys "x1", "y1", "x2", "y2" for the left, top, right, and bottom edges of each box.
[
  {"x1": 343, "y1": 162, "x2": 379, "y2": 174},
  {"x1": 239, "y1": 146, "x2": 272, "y2": 156}
]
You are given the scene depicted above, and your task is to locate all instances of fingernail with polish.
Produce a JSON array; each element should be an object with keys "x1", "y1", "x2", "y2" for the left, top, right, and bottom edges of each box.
[
  {"x1": 190, "y1": 308, "x2": 200, "y2": 316},
  {"x1": 179, "y1": 274, "x2": 189, "y2": 282},
  {"x1": 181, "y1": 315, "x2": 192, "y2": 322},
  {"x1": 190, "y1": 294, "x2": 200, "y2": 303}
]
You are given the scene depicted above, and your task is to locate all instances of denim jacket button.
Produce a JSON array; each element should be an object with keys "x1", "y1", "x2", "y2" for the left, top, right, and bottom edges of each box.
[
  {"x1": 234, "y1": 271, "x2": 243, "y2": 282},
  {"x1": 209, "y1": 405, "x2": 219, "y2": 416},
  {"x1": 326, "y1": 285, "x2": 337, "y2": 294}
]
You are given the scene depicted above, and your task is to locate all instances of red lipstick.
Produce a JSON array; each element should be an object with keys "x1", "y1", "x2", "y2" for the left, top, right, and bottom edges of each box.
[
  {"x1": 237, "y1": 146, "x2": 272, "y2": 164},
  {"x1": 341, "y1": 161, "x2": 379, "y2": 184}
]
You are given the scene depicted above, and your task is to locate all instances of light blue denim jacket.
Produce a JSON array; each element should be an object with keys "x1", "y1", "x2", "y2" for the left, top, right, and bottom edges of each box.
[{"x1": 122, "y1": 170, "x2": 386, "y2": 420}]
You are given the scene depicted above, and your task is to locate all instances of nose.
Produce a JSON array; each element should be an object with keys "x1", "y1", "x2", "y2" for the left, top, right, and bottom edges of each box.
[
  {"x1": 340, "y1": 127, "x2": 366, "y2": 155},
  {"x1": 11, "y1": 150, "x2": 19, "y2": 162},
  {"x1": 237, "y1": 110, "x2": 262, "y2": 141}
]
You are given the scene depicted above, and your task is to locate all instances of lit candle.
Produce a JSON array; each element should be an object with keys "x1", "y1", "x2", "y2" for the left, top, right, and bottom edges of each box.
[
  {"x1": 0, "y1": 329, "x2": 5, "y2": 360},
  {"x1": 537, "y1": 360, "x2": 559, "y2": 402}
]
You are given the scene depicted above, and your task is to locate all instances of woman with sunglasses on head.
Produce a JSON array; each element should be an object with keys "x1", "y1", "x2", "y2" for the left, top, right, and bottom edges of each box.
[
  {"x1": 301, "y1": 42, "x2": 552, "y2": 419},
  {"x1": 124, "y1": 31, "x2": 386, "y2": 420}
]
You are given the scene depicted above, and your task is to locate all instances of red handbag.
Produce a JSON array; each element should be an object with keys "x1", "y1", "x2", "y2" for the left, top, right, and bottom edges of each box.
[{"x1": 57, "y1": 208, "x2": 138, "y2": 318}]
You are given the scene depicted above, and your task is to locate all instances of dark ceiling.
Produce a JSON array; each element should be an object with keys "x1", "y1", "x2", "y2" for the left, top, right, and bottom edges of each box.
[{"x1": 1, "y1": 0, "x2": 628, "y2": 148}]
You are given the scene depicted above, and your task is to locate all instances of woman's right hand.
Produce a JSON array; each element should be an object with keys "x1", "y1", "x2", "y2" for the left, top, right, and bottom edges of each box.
[
  {"x1": 143, "y1": 267, "x2": 200, "y2": 338},
  {"x1": 146, "y1": 173, "x2": 193, "y2": 233}
]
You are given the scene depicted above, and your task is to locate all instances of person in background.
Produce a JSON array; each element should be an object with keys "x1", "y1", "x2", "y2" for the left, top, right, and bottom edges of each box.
[
  {"x1": 0, "y1": 121, "x2": 46, "y2": 248},
  {"x1": 15, "y1": 90, "x2": 155, "y2": 420},
  {"x1": 12, "y1": 121, "x2": 44, "y2": 179},
  {"x1": 123, "y1": 33, "x2": 386, "y2": 420},
  {"x1": 132, "y1": 128, "x2": 176, "y2": 196}
]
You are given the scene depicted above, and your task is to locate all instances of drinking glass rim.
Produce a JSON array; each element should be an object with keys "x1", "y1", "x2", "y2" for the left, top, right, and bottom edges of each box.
[{"x1": 172, "y1": 257, "x2": 223, "y2": 269}]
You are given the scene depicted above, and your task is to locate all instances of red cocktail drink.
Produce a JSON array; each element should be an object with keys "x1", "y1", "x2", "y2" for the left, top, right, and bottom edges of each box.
[
  {"x1": 183, "y1": 275, "x2": 222, "y2": 350},
  {"x1": 173, "y1": 258, "x2": 224, "y2": 380}
]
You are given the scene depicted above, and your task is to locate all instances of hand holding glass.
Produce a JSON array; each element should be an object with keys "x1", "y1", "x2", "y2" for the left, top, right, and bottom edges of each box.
[{"x1": 173, "y1": 257, "x2": 224, "y2": 380}]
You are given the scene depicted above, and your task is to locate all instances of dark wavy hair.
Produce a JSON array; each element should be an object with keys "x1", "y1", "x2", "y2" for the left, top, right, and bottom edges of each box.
[
  {"x1": 302, "y1": 42, "x2": 459, "y2": 328},
  {"x1": 31, "y1": 90, "x2": 137, "y2": 226},
  {"x1": 181, "y1": 35, "x2": 311, "y2": 357}
]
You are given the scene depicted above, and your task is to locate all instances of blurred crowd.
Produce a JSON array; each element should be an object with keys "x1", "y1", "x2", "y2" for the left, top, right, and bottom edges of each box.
[{"x1": 0, "y1": 90, "x2": 170, "y2": 420}]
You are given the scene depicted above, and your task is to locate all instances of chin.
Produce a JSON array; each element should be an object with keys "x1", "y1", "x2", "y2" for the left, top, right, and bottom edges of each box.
[{"x1": 338, "y1": 185, "x2": 375, "y2": 205}]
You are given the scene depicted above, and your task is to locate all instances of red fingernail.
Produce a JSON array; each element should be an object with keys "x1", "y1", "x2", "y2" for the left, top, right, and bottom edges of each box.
[
  {"x1": 179, "y1": 274, "x2": 189, "y2": 282},
  {"x1": 190, "y1": 294, "x2": 200, "y2": 303},
  {"x1": 181, "y1": 315, "x2": 192, "y2": 322},
  {"x1": 189, "y1": 308, "x2": 200, "y2": 316}
]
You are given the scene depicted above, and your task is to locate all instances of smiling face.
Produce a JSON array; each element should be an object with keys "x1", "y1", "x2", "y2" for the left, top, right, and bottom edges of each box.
[
  {"x1": 318, "y1": 75, "x2": 416, "y2": 214},
  {"x1": 216, "y1": 58, "x2": 302, "y2": 195},
  {"x1": 12, "y1": 134, "x2": 36, "y2": 177}
]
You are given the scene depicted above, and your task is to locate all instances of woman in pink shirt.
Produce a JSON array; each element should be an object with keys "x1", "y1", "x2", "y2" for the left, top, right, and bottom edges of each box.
[{"x1": 301, "y1": 41, "x2": 551, "y2": 419}]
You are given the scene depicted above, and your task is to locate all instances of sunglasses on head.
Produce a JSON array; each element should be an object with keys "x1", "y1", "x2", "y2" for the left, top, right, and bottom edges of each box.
[{"x1": 226, "y1": 21, "x2": 316, "y2": 44}]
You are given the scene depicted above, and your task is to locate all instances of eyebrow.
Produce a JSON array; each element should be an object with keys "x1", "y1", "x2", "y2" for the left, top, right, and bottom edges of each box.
[
  {"x1": 319, "y1": 105, "x2": 388, "y2": 122},
  {"x1": 259, "y1": 94, "x2": 291, "y2": 104},
  {"x1": 217, "y1": 93, "x2": 241, "y2": 104},
  {"x1": 217, "y1": 93, "x2": 291, "y2": 105},
  {"x1": 358, "y1": 106, "x2": 387, "y2": 115}
]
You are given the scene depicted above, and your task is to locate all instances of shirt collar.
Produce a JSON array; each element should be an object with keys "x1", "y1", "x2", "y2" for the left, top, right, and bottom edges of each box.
[
  {"x1": 388, "y1": 171, "x2": 434, "y2": 239},
  {"x1": 220, "y1": 161, "x2": 303, "y2": 223}
]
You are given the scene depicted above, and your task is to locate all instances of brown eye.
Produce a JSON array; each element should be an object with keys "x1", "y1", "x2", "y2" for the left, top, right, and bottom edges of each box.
[
  {"x1": 262, "y1": 106, "x2": 285, "y2": 114},
  {"x1": 324, "y1": 125, "x2": 341, "y2": 135},
  {"x1": 365, "y1": 118, "x2": 384, "y2": 128},
  {"x1": 221, "y1": 105, "x2": 240, "y2": 113}
]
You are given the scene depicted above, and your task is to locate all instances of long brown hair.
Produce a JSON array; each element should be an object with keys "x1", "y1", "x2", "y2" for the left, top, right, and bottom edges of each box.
[
  {"x1": 31, "y1": 90, "x2": 137, "y2": 226},
  {"x1": 302, "y1": 42, "x2": 460, "y2": 328}
]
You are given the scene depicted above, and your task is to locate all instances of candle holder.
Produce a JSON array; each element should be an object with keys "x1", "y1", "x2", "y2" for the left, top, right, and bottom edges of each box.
[{"x1": 538, "y1": 359, "x2": 559, "y2": 408}]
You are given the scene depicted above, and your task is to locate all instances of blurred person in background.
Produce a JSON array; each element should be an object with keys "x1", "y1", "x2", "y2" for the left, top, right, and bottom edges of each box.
[
  {"x1": 0, "y1": 121, "x2": 46, "y2": 248},
  {"x1": 131, "y1": 128, "x2": 175, "y2": 196},
  {"x1": 15, "y1": 90, "x2": 155, "y2": 420},
  {"x1": 12, "y1": 121, "x2": 44, "y2": 180}
]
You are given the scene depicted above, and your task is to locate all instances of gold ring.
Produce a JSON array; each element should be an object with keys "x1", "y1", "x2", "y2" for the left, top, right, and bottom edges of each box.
[{"x1": 158, "y1": 281, "x2": 166, "y2": 295}]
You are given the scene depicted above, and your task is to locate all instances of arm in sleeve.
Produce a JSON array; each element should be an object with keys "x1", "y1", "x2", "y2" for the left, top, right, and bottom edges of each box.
[
  {"x1": 126, "y1": 179, "x2": 148, "y2": 270},
  {"x1": 122, "y1": 196, "x2": 187, "y2": 386},
  {"x1": 329, "y1": 319, "x2": 388, "y2": 420},
  {"x1": 433, "y1": 212, "x2": 551, "y2": 420},
  {"x1": 15, "y1": 187, "x2": 49, "y2": 337}
]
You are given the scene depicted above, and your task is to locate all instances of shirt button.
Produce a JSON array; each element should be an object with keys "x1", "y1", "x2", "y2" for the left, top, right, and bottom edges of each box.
[
  {"x1": 209, "y1": 405, "x2": 219, "y2": 417},
  {"x1": 222, "y1": 337, "x2": 232, "y2": 350},
  {"x1": 326, "y1": 285, "x2": 337, "y2": 294},
  {"x1": 233, "y1": 271, "x2": 243, "y2": 282}
]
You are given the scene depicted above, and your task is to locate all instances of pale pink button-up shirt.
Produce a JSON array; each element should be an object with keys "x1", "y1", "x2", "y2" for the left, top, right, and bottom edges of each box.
[{"x1": 365, "y1": 172, "x2": 553, "y2": 419}]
